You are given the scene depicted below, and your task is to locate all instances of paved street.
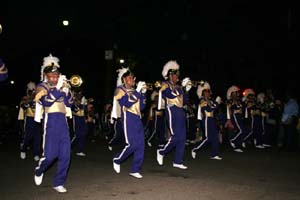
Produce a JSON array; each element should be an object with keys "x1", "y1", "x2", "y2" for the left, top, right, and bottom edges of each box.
[{"x1": 1, "y1": 136, "x2": 299, "y2": 200}]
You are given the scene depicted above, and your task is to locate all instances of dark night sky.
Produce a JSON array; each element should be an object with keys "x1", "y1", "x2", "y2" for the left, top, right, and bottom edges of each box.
[{"x1": 0, "y1": 0, "x2": 296, "y2": 106}]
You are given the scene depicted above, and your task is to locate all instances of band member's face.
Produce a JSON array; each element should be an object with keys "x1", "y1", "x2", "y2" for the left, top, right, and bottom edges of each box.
[
  {"x1": 170, "y1": 74, "x2": 179, "y2": 84},
  {"x1": 203, "y1": 89, "x2": 211, "y2": 98},
  {"x1": 46, "y1": 72, "x2": 59, "y2": 85},
  {"x1": 123, "y1": 75, "x2": 135, "y2": 87}
]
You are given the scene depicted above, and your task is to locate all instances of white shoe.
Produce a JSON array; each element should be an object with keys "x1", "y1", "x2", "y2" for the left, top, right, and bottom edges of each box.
[
  {"x1": 34, "y1": 173, "x2": 44, "y2": 186},
  {"x1": 129, "y1": 172, "x2": 143, "y2": 179},
  {"x1": 147, "y1": 142, "x2": 152, "y2": 147},
  {"x1": 113, "y1": 161, "x2": 120, "y2": 173},
  {"x1": 210, "y1": 156, "x2": 222, "y2": 160},
  {"x1": 230, "y1": 141, "x2": 236, "y2": 148},
  {"x1": 191, "y1": 150, "x2": 196, "y2": 159},
  {"x1": 263, "y1": 144, "x2": 271, "y2": 147},
  {"x1": 255, "y1": 145, "x2": 265, "y2": 149},
  {"x1": 20, "y1": 152, "x2": 26, "y2": 159},
  {"x1": 156, "y1": 150, "x2": 163, "y2": 165},
  {"x1": 242, "y1": 142, "x2": 246, "y2": 148},
  {"x1": 108, "y1": 146, "x2": 112, "y2": 151},
  {"x1": 33, "y1": 155, "x2": 40, "y2": 161},
  {"x1": 173, "y1": 163, "x2": 188, "y2": 169},
  {"x1": 76, "y1": 152, "x2": 86, "y2": 156},
  {"x1": 53, "y1": 185, "x2": 67, "y2": 193},
  {"x1": 234, "y1": 148, "x2": 243, "y2": 153}
]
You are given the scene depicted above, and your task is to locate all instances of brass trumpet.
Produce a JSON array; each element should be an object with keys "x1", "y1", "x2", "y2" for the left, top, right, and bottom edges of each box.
[
  {"x1": 190, "y1": 80, "x2": 205, "y2": 87},
  {"x1": 63, "y1": 75, "x2": 83, "y2": 88},
  {"x1": 146, "y1": 81, "x2": 162, "y2": 90}
]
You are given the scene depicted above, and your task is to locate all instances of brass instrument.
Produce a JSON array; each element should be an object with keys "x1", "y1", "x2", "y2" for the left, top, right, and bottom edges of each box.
[
  {"x1": 63, "y1": 75, "x2": 83, "y2": 88},
  {"x1": 190, "y1": 80, "x2": 205, "y2": 87},
  {"x1": 146, "y1": 81, "x2": 162, "y2": 90}
]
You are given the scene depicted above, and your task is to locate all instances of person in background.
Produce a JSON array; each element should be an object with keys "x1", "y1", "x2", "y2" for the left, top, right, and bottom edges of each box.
[{"x1": 19, "y1": 81, "x2": 42, "y2": 161}]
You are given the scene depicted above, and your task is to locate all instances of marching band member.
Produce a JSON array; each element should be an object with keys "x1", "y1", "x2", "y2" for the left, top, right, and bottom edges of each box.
[
  {"x1": 0, "y1": 58, "x2": 8, "y2": 81},
  {"x1": 182, "y1": 77, "x2": 197, "y2": 145},
  {"x1": 257, "y1": 92, "x2": 272, "y2": 147},
  {"x1": 156, "y1": 60, "x2": 188, "y2": 169},
  {"x1": 191, "y1": 81, "x2": 222, "y2": 160},
  {"x1": 19, "y1": 82, "x2": 42, "y2": 161},
  {"x1": 112, "y1": 67, "x2": 147, "y2": 179},
  {"x1": 146, "y1": 90, "x2": 166, "y2": 148},
  {"x1": 243, "y1": 88, "x2": 265, "y2": 149},
  {"x1": 108, "y1": 69, "x2": 126, "y2": 151},
  {"x1": 33, "y1": 54, "x2": 73, "y2": 193},
  {"x1": 71, "y1": 91, "x2": 88, "y2": 156},
  {"x1": 226, "y1": 85, "x2": 248, "y2": 152}
]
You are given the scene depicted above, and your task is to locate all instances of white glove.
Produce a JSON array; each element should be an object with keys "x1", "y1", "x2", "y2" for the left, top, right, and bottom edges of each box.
[
  {"x1": 181, "y1": 77, "x2": 191, "y2": 87},
  {"x1": 81, "y1": 96, "x2": 87, "y2": 105},
  {"x1": 62, "y1": 87, "x2": 69, "y2": 95},
  {"x1": 215, "y1": 96, "x2": 222, "y2": 104},
  {"x1": 182, "y1": 77, "x2": 192, "y2": 92},
  {"x1": 136, "y1": 81, "x2": 146, "y2": 93},
  {"x1": 56, "y1": 75, "x2": 66, "y2": 90},
  {"x1": 185, "y1": 84, "x2": 192, "y2": 92}
]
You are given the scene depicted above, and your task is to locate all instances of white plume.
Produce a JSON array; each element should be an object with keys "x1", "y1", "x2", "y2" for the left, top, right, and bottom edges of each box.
[
  {"x1": 116, "y1": 67, "x2": 130, "y2": 87},
  {"x1": 162, "y1": 60, "x2": 179, "y2": 80},
  {"x1": 40, "y1": 54, "x2": 60, "y2": 81},
  {"x1": 197, "y1": 81, "x2": 211, "y2": 98}
]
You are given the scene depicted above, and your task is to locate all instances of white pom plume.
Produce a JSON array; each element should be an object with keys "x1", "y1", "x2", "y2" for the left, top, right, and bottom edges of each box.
[
  {"x1": 162, "y1": 60, "x2": 179, "y2": 80},
  {"x1": 116, "y1": 67, "x2": 130, "y2": 87},
  {"x1": 197, "y1": 81, "x2": 210, "y2": 98},
  {"x1": 40, "y1": 54, "x2": 60, "y2": 81}
]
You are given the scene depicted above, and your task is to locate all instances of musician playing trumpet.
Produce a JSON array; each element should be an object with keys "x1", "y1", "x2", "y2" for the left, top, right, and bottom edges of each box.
[
  {"x1": 156, "y1": 60, "x2": 189, "y2": 169},
  {"x1": 112, "y1": 67, "x2": 147, "y2": 179},
  {"x1": 33, "y1": 54, "x2": 73, "y2": 193}
]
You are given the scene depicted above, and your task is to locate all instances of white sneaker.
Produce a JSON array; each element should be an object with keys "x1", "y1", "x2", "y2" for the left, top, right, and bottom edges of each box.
[
  {"x1": 76, "y1": 152, "x2": 86, "y2": 156},
  {"x1": 34, "y1": 173, "x2": 44, "y2": 186},
  {"x1": 20, "y1": 152, "x2": 26, "y2": 159},
  {"x1": 242, "y1": 142, "x2": 246, "y2": 148},
  {"x1": 263, "y1": 144, "x2": 271, "y2": 147},
  {"x1": 234, "y1": 148, "x2": 243, "y2": 153},
  {"x1": 113, "y1": 161, "x2": 120, "y2": 173},
  {"x1": 210, "y1": 156, "x2": 222, "y2": 160},
  {"x1": 156, "y1": 150, "x2": 163, "y2": 165},
  {"x1": 191, "y1": 150, "x2": 196, "y2": 159},
  {"x1": 173, "y1": 163, "x2": 188, "y2": 169},
  {"x1": 53, "y1": 185, "x2": 67, "y2": 193},
  {"x1": 255, "y1": 145, "x2": 265, "y2": 149},
  {"x1": 108, "y1": 146, "x2": 113, "y2": 151},
  {"x1": 129, "y1": 172, "x2": 143, "y2": 179},
  {"x1": 230, "y1": 141, "x2": 236, "y2": 148},
  {"x1": 33, "y1": 155, "x2": 40, "y2": 161}
]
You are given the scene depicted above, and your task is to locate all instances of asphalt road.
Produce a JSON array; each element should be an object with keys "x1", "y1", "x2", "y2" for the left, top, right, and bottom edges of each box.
[{"x1": 1, "y1": 136, "x2": 299, "y2": 200}]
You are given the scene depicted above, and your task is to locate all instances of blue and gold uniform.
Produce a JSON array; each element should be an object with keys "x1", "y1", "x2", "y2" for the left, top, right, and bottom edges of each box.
[
  {"x1": 157, "y1": 80, "x2": 188, "y2": 166},
  {"x1": 19, "y1": 82, "x2": 42, "y2": 161},
  {"x1": 112, "y1": 85, "x2": 146, "y2": 174},
  {"x1": 71, "y1": 93, "x2": 87, "y2": 155},
  {"x1": 33, "y1": 54, "x2": 73, "y2": 192}
]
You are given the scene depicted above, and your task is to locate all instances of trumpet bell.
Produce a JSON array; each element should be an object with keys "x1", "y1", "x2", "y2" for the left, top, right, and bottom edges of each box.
[{"x1": 70, "y1": 75, "x2": 83, "y2": 87}]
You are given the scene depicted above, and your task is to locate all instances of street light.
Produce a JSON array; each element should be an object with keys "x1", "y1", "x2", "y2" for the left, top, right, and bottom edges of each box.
[
  {"x1": 62, "y1": 20, "x2": 69, "y2": 26},
  {"x1": 120, "y1": 59, "x2": 125, "y2": 64},
  {"x1": 10, "y1": 80, "x2": 15, "y2": 85}
]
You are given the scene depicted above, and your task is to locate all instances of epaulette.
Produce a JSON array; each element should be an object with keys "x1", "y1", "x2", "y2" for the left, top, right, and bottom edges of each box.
[
  {"x1": 159, "y1": 82, "x2": 169, "y2": 92},
  {"x1": 114, "y1": 87, "x2": 126, "y2": 100},
  {"x1": 34, "y1": 84, "x2": 48, "y2": 102},
  {"x1": 199, "y1": 99, "x2": 207, "y2": 107}
]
